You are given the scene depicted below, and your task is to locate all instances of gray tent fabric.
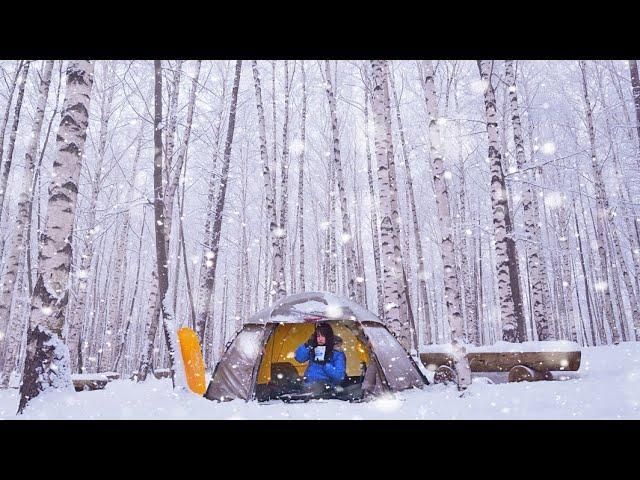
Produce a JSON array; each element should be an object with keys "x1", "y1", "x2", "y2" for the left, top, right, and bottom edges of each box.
[
  {"x1": 204, "y1": 292, "x2": 427, "y2": 402},
  {"x1": 247, "y1": 291, "x2": 382, "y2": 325},
  {"x1": 360, "y1": 323, "x2": 425, "y2": 391},
  {"x1": 204, "y1": 325, "x2": 269, "y2": 401}
]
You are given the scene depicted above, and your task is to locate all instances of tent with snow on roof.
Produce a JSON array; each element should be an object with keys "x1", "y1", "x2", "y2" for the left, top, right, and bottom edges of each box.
[{"x1": 203, "y1": 291, "x2": 428, "y2": 402}]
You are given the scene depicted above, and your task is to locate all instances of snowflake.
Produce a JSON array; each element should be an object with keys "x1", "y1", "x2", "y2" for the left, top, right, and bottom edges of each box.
[
  {"x1": 544, "y1": 191, "x2": 564, "y2": 209},
  {"x1": 594, "y1": 280, "x2": 608, "y2": 292},
  {"x1": 541, "y1": 141, "x2": 556, "y2": 155},
  {"x1": 290, "y1": 138, "x2": 305, "y2": 156}
]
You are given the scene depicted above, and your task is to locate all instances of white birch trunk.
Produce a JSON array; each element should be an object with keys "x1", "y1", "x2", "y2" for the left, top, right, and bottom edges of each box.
[
  {"x1": 578, "y1": 60, "x2": 621, "y2": 343},
  {"x1": 369, "y1": 60, "x2": 410, "y2": 351},
  {"x1": 0, "y1": 61, "x2": 54, "y2": 387},
  {"x1": 505, "y1": 60, "x2": 551, "y2": 340},
  {"x1": 422, "y1": 60, "x2": 471, "y2": 388},
  {"x1": 67, "y1": 62, "x2": 115, "y2": 372},
  {"x1": 0, "y1": 61, "x2": 30, "y2": 225},
  {"x1": 324, "y1": 60, "x2": 358, "y2": 300},
  {"x1": 250, "y1": 60, "x2": 284, "y2": 302},
  {"x1": 194, "y1": 60, "x2": 241, "y2": 346},
  {"x1": 477, "y1": 60, "x2": 523, "y2": 343},
  {"x1": 18, "y1": 61, "x2": 94, "y2": 413},
  {"x1": 296, "y1": 60, "x2": 307, "y2": 291},
  {"x1": 388, "y1": 65, "x2": 434, "y2": 345},
  {"x1": 362, "y1": 86, "x2": 385, "y2": 319}
]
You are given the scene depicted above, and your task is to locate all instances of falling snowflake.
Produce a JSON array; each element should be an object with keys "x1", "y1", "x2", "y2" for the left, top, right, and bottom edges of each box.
[
  {"x1": 594, "y1": 280, "x2": 608, "y2": 292},
  {"x1": 544, "y1": 191, "x2": 564, "y2": 209},
  {"x1": 290, "y1": 138, "x2": 305, "y2": 156},
  {"x1": 541, "y1": 142, "x2": 556, "y2": 155},
  {"x1": 384, "y1": 302, "x2": 397, "y2": 312}
]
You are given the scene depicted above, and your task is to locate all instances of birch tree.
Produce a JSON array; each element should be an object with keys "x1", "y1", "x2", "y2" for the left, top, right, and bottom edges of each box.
[
  {"x1": 422, "y1": 60, "x2": 471, "y2": 388},
  {"x1": 629, "y1": 60, "x2": 640, "y2": 154},
  {"x1": 505, "y1": 60, "x2": 551, "y2": 340},
  {"x1": 66, "y1": 62, "x2": 115, "y2": 372},
  {"x1": 578, "y1": 60, "x2": 621, "y2": 343},
  {"x1": 250, "y1": 60, "x2": 285, "y2": 302},
  {"x1": 477, "y1": 60, "x2": 526, "y2": 343},
  {"x1": 146, "y1": 60, "x2": 184, "y2": 388},
  {"x1": 0, "y1": 61, "x2": 54, "y2": 387},
  {"x1": 194, "y1": 60, "x2": 242, "y2": 346},
  {"x1": 18, "y1": 61, "x2": 94, "y2": 413},
  {"x1": 324, "y1": 60, "x2": 359, "y2": 300},
  {"x1": 0, "y1": 61, "x2": 30, "y2": 225},
  {"x1": 369, "y1": 60, "x2": 410, "y2": 350},
  {"x1": 296, "y1": 60, "x2": 307, "y2": 291},
  {"x1": 389, "y1": 64, "x2": 433, "y2": 345}
]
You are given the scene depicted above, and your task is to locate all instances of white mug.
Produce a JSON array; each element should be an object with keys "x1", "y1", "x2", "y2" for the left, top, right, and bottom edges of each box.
[{"x1": 314, "y1": 346, "x2": 326, "y2": 362}]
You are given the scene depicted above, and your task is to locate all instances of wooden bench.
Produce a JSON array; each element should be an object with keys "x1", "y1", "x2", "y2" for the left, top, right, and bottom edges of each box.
[{"x1": 420, "y1": 348, "x2": 581, "y2": 385}]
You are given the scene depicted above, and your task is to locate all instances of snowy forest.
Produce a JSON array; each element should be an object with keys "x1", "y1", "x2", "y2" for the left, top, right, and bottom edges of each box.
[{"x1": 0, "y1": 59, "x2": 639, "y2": 418}]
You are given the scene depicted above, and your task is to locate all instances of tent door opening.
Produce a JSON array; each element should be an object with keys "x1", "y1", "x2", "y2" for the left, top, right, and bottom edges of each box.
[{"x1": 254, "y1": 321, "x2": 370, "y2": 402}]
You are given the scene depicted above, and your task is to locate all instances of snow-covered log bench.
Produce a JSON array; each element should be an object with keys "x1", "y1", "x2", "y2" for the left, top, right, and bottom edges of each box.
[
  {"x1": 419, "y1": 341, "x2": 581, "y2": 384},
  {"x1": 71, "y1": 372, "x2": 120, "y2": 392}
]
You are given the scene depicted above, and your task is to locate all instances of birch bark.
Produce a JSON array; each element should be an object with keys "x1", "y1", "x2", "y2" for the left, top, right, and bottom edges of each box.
[
  {"x1": 0, "y1": 61, "x2": 54, "y2": 387},
  {"x1": 422, "y1": 60, "x2": 471, "y2": 387},
  {"x1": 19, "y1": 61, "x2": 94, "y2": 413}
]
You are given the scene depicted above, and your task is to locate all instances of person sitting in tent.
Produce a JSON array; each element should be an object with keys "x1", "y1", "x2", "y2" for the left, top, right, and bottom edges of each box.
[{"x1": 294, "y1": 322, "x2": 346, "y2": 394}]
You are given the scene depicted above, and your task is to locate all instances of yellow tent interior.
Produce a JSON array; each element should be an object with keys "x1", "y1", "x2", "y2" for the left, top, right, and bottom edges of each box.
[{"x1": 256, "y1": 321, "x2": 370, "y2": 385}]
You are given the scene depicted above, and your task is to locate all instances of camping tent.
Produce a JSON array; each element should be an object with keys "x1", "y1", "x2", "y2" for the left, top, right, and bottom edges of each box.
[{"x1": 204, "y1": 292, "x2": 428, "y2": 402}]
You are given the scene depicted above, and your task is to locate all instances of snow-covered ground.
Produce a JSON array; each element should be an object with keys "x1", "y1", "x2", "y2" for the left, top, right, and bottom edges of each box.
[{"x1": 2, "y1": 342, "x2": 639, "y2": 419}]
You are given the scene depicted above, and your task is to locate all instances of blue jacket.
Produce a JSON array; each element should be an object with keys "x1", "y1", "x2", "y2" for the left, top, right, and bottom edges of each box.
[{"x1": 294, "y1": 343, "x2": 346, "y2": 386}]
